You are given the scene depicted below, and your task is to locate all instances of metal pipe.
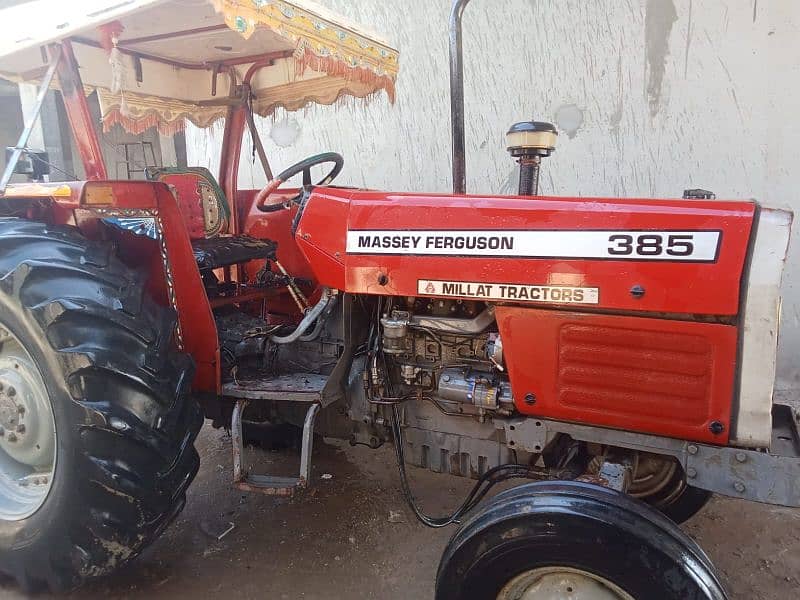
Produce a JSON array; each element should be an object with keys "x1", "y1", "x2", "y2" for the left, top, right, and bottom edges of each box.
[
  {"x1": 298, "y1": 403, "x2": 320, "y2": 484},
  {"x1": 243, "y1": 84, "x2": 273, "y2": 181},
  {"x1": 518, "y1": 156, "x2": 541, "y2": 195},
  {"x1": 410, "y1": 306, "x2": 495, "y2": 335},
  {"x1": 270, "y1": 288, "x2": 333, "y2": 344},
  {"x1": 231, "y1": 399, "x2": 249, "y2": 483},
  {"x1": 0, "y1": 46, "x2": 62, "y2": 193},
  {"x1": 449, "y1": 0, "x2": 472, "y2": 195}
]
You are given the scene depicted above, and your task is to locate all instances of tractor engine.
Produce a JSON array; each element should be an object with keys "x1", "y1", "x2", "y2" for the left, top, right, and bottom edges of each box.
[
  {"x1": 377, "y1": 299, "x2": 512, "y2": 420},
  {"x1": 347, "y1": 296, "x2": 535, "y2": 479}
]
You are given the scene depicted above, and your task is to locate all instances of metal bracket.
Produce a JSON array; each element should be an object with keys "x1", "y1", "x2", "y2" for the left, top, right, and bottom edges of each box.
[
  {"x1": 538, "y1": 406, "x2": 800, "y2": 507},
  {"x1": 499, "y1": 416, "x2": 549, "y2": 454},
  {"x1": 231, "y1": 399, "x2": 320, "y2": 496}
]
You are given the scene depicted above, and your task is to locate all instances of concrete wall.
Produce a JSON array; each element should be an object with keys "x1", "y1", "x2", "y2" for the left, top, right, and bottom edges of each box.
[{"x1": 186, "y1": 0, "x2": 800, "y2": 393}]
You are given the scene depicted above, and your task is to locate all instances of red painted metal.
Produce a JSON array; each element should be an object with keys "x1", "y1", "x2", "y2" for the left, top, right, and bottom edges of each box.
[
  {"x1": 57, "y1": 41, "x2": 107, "y2": 180},
  {"x1": 297, "y1": 189, "x2": 756, "y2": 316},
  {"x1": 218, "y1": 105, "x2": 245, "y2": 235},
  {"x1": 69, "y1": 181, "x2": 220, "y2": 392},
  {"x1": 151, "y1": 184, "x2": 220, "y2": 392},
  {"x1": 241, "y1": 188, "x2": 320, "y2": 318},
  {"x1": 121, "y1": 24, "x2": 229, "y2": 46},
  {"x1": 73, "y1": 36, "x2": 293, "y2": 72},
  {"x1": 150, "y1": 170, "x2": 216, "y2": 239},
  {"x1": 495, "y1": 307, "x2": 738, "y2": 444}
]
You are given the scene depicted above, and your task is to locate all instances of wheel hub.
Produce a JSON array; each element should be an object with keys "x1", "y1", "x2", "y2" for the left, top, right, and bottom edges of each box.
[
  {"x1": 497, "y1": 567, "x2": 635, "y2": 600},
  {"x1": 0, "y1": 326, "x2": 56, "y2": 520}
]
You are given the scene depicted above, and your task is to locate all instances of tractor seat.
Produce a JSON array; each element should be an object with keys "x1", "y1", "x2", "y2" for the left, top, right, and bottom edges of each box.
[
  {"x1": 104, "y1": 167, "x2": 275, "y2": 270},
  {"x1": 192, "y1": 235, "x2": 276, "y2": 271},
  {"x1": 145, "y1": 167, "x2": 276, "y2": 270}
]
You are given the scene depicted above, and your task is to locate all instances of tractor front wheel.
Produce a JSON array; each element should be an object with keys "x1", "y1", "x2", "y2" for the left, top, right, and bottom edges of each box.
[
  {"x1": 0, "y1": 219, "x2": 201, "y2": 592},
  {"x1": 436, "y1": 481, "x2": 727, "y2": 600}
]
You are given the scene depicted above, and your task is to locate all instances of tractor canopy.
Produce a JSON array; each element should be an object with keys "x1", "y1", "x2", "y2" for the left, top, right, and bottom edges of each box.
[{"x1": 0, "y1": 0, "x2": 399, "y2": 136}]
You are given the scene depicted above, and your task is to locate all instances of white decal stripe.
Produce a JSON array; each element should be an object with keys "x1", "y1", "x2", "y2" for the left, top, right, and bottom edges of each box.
[
  {"x1": 346, "y1": 230, "x2": 721, "y2": 261},
  {"x1": 417, "y1": 280, "x2": 600, "y2": 305}
]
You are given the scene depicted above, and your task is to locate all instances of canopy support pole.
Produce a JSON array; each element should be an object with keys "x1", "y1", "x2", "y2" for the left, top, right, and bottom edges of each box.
[
  {"x1": 0, "y1": 45, "x2": 62, "y2": 193},
  {"x1": 58, "y1": 40, "x2": 107, "y2": 181}
]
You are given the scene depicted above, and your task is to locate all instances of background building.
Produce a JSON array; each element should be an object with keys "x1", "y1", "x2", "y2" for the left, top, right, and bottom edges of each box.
[{"x1": 186, "y1": 0, "x2": 800, "y2": 396}]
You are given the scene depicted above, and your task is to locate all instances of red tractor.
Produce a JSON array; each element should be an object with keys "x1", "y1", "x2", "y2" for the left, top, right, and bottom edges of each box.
[{"x1": 0, "y1": 1, "x2": 796, "y2": 598}]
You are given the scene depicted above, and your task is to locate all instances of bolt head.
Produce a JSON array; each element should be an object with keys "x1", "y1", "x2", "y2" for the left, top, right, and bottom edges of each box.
[
  {"x1": 735, "y1": 452, "x2": 747, "y2": 463},
  {"x1": 687, "y1": 445, "x2": 698, "y2": 455},
  {"x1": 524, "y1": 393, "x2": 536, "y2": 405},
  {"x1": 15, "y1": 424, "x2": 24, "y2": 434},
  {"x1": 7, "y1": 433, "x2": 17, "y2": 443},
  {"x1": 709, "y1": 420, "x2": 725, "y2": 435},
  {"x1": 734, "y1": 481, "x2": 746, "y2": 493},
  {"x1": 686, "y1": 467, "x2": 697, "y2": 479},
  {"x1": 6, "y1": 386, "x2": 15, "y2": 397},
  {"x1": 17, "y1": 405, "x2": 24, "y2": 415}
]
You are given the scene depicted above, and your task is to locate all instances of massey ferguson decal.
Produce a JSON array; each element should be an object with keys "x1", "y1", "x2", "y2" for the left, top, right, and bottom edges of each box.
[
  {"x1": 346, "y1": 230, "x2": 721, "y2": 261},
  {"x1": 418, "y1": 280, "x2": 600, "y2": 304}
]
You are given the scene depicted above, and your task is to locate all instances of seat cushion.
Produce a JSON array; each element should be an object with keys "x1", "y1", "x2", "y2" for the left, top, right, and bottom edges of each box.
[{"x1": 192, "y1": 235, "x2": 277, "y2": 270}]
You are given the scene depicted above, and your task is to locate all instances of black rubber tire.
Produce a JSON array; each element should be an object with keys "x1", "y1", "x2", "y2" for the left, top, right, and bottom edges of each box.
[
  {"x1": 436, "y1": 481, "x2": 728, "y2": 600},
  {"x1": 0, "y1": 219, "x2": 202, "y2": 592}
]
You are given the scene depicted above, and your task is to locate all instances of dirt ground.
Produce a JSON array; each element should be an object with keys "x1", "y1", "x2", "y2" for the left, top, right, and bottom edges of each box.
[{"x1": 2, "y1": 423, "x2": 798, "y2": 599}]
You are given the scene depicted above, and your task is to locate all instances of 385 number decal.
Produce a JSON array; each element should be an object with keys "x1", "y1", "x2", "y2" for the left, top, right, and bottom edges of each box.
[{"x1": 608, "y1": 234, "x2": 696, "y2": 257}]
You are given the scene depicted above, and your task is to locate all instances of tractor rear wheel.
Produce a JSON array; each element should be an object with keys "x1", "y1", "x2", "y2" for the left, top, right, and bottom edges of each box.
[
  {"x1": 436, "y1": 481, "x2": 727, "y2": 600},
  {"x1": 0, "y1": 219, "x2": 201, "y2": 592}
]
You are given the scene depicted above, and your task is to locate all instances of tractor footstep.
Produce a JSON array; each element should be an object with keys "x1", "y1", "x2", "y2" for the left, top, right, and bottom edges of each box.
[{"x1": 231, "y1": 399, "x2": 320, "y2": 496}]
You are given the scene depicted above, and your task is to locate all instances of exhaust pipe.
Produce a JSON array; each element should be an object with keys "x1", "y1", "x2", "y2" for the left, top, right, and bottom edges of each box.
[{"x1": 449, "y1": 0, "x2": 472, "y2": 196}]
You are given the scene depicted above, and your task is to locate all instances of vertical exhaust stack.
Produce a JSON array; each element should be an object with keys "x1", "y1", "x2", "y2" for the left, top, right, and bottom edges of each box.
[{"x1": 506, "y1": 121, "x2": 557, "y2": 196}]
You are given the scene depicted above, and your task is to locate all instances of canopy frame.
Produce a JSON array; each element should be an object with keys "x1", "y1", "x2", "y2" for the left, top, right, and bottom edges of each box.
[{"x1": 0, "y1": 46, "x2": 62, "y2": 193}]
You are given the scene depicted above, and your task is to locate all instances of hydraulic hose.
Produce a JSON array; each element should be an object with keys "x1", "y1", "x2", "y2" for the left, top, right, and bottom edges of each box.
[
  {"x1": 390, "y1": 404, "x2": 536, "y2": 528},
  {"x1": 270, "y1": 288, "x2": 332, "y2": 344}
]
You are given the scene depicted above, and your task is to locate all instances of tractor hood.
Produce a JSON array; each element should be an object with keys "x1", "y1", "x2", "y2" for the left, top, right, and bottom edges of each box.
[{"x1": 0, "y1": 0, "x2": 398, "y2": 135}]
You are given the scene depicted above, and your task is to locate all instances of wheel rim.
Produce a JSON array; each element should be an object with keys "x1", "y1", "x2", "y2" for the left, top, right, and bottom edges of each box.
[
  {"x1": 0, "y1": 325, "x2": 56, "y2": 520},
  {"x1": 497, "y1": 566, "x2": 636, "y2": 600}
]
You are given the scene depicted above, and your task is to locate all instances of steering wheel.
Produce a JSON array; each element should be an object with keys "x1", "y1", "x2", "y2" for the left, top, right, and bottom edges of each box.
[{"x1": 255, "y1": 152, "x2": 344, "y2": 213}]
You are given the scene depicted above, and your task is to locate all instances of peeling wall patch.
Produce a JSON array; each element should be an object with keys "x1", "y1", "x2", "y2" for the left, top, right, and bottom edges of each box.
[
  {"x1": 645, "y1": 0, "x2": 678, "y2": 116},
  {"x1": 554, "y1": 103, "x2": 584, "y2": 139},
  {"x1": 270, "y1": 117, "x2": 301, "y2": 148}
]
